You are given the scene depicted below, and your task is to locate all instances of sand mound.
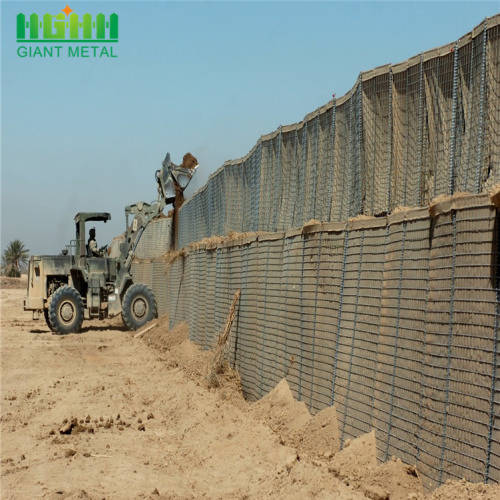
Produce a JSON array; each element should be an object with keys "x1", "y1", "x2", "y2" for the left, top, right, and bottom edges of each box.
[
  {"x1": 252, "y1": 379, "x2": 340, "y2": 459},
  {"x1": 292, "y1": 405, "x2": 340, "y2": 457},
  {"x1": 252, "y1": 379, "x2": 312, "y2": 437},
  {"x1": 329, "y1": 430, "x2": 378, "y2": 478},
  {"x1": 428, "y1": 480, "x2": 500, "y2": 500},
  {"x1": 328, "y1": 432, "x2": 424, "y2": 500},
  {"x1": 142, "y1": 316, "x2": 187, "y2": 351}
]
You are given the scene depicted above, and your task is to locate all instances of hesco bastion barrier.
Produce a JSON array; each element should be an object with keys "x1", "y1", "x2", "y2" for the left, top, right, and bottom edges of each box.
[{"x1": 130, "y1": 16, "x2": 500, "y2": 491}]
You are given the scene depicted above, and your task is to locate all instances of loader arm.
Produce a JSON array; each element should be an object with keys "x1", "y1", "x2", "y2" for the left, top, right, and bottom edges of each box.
[{"x1": 118, "y1": 152, "x2": 198, "y2": 272}]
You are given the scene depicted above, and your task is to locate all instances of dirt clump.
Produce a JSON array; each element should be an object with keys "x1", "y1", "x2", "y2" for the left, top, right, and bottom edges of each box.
[
  {"x1": 159, "y1": 247, "x2": 187, "y2": 265},
  {"x1": 59, "y1": 417, "x2": 93, "y2": 435},
  {"x1": 179, "y1": 152, "x2": 198, "y2": 170}
]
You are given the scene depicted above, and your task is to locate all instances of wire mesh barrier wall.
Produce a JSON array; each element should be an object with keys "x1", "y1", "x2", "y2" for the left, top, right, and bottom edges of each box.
[
  {"x1": 177, "y1": 15, "x2": 499, "y2": 249},
  {"x1": 132, "y1": 193, "x2": 499, "y2": 490}
]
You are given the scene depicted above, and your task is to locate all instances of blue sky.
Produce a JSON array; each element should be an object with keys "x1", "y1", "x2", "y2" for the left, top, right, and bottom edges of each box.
[{"x1": 2, "y1": 0, "x2": 499, "y2": 256}]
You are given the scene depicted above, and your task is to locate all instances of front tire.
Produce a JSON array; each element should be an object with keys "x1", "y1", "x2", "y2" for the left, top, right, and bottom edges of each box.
[
  {"x1": 121, "y1": 283, "x2": 157, "y2": 331},
  {"x1": 48, "y1": 285, "x2": 84, "y2": 334},
  {"x1": 44, "y1": 309, "x2": 55, "y2": 332}
]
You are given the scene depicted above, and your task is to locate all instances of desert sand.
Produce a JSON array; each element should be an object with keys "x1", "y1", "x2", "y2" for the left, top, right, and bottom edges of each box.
[{"x1": 1, "y1": 280, "x2": 498, "y2": 499}]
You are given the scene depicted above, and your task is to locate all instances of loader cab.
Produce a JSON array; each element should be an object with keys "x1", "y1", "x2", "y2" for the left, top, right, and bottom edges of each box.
[{"x1": 74, "y1": 212, "x2": 111, "y2": 266}]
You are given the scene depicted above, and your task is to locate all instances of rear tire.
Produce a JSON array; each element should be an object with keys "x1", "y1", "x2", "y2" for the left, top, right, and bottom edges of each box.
[
  {"x1": 121, "y1": 283, "x2": 157, "y2": 331},
  {"x1": 48, "y1": 285, "x2": 84, "y2": 334}
]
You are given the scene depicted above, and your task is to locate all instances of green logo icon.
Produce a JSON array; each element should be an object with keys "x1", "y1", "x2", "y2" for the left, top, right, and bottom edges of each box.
[{"x1": 17, "y1": 4, "x2": 118, "y2": 43}]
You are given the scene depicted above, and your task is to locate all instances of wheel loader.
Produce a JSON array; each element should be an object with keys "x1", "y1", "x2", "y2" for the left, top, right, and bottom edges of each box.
[{"x1": 23, "y1": 152, "x2": 198, "y2": 334}]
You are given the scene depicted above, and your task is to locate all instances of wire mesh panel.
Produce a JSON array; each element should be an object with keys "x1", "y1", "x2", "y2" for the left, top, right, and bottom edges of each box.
[
  {"x1": 250, "y1": 144, "x2": 262, "y2": 233},
  {"x1": 391, "y1": 61, "x2": 422, "y2": 208},
  {"x1": 152, "y1": 260, "x2": 168, "y2": 317},
  {"x1": 213, "y1": 247, "x2": 225, "y2": 340},
  {"x1": 337, "y1": 218, "x2": 388, "y2": 444},
  {"x1": 140, "y1": 261, "x2": 152, "y2": 288},
  {"x1": 134, "y1": 217, "x2": 172, "y2": 258},
  {"x1": 196, "y1": 247, "x2": 208, "y2": 347},
  {"x1": 226, "y1": 241, "x2": 244, "y2": 369},
  {"x1": 258, "y1": 139, "x2": 273, "y2": 232},
  {"x1": 373, "y1": 210, "x2": 430, "y2": 469},
  {"x1": 258, "y1": 234, "x2": 285, "y2": 394},
  {"x1": 469, "y1": 23, "x2": 490, "y2": 194},
  {"x1": 164, "y1": 259, "x2": 175, "y2": 327},
  {"x1": 324, "y1": 227, "x2": 351, "y2": 417},
  {"x1": 292, "y1": 126, "x2": 306, "y2": 228},
  {"x1": 281, "y1": 231, "x2": 306, "y2": 402},
  {"x1": 254, "y1": 237, "x2": 273, "y2": 397},
  {"x1": 178, "y1": 204, "x2": 188, "y2": 250},
  {"x1": 273, "y1": 133, "x2": 284, "y2": 232},
  {"x1": 485, "y1": 21, "x2": 500, "y2": 191},
  {"x1": 426, "y1": 50, "x2": 457, "y2": 200},
  {"x1": 130, "y1": 261, "x2": 143, "y2": 285},
  {"x1": 184, "y1": 252, "x2": 197, "y2": 343},
  {"x1": 297, "y1": 230, "x2": 322, "y2": 407},
  {"x1": 418, "y1": 200, "x2": 498, "y2": 489},
  {"x1": 330, "y1": 102, "x2": 350, "y2": 222},
  {"x1": 202, "y1": 247, "x2": 217, "y2": 349},
  {"x1": 317, "y1": 108, "x2": 334, "y2": 222},
  {"x1": 362, "y1": 69, "x2": 391, "y2": 216},
  {"x1": 233, "y1": 239, "x2": 258, "y2": 399},
  {"x1": 303, "y1": 118, "x2": 318, "y2": 222},
  {"x1": 350, "y1": 83, "x2": 364, "y2": 218},
  {"x1": 279, "y1": 235, "x2": 294, "y2": 382},
  {"x1": 216, "y1": 243, "x2": 238, "y2": 342},
  {"x1": 233, "y1": 163, "x2": 245, "y2": 233},
  {"x1": 168, "y1": 258, "x2": 184, "y2": 327},
  {"x1": 327, "y1": 219, "x2": 387, "y2": 443},
  {"x1": 277, "y1": 128, "x2": 297, "y2": 231},
  {"x1": 289, "y1": 128, "x2": 303, "y2": 229},
  {"x1": 309, "y1": 224, "x2": 346, "y2": 412},
  {"x1": 241, "y1": 237, "x2": 264, "y2": 400}
]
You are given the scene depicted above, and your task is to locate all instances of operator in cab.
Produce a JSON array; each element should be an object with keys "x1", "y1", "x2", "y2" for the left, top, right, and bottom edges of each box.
[{"x1": 88, "y1": 228, "x2": 102, "y2": 257}]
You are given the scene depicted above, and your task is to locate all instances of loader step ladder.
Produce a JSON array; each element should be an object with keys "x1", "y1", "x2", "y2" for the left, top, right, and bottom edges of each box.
[{"x1": 88, "y1": 278, "x2": 101, "y2": 317}]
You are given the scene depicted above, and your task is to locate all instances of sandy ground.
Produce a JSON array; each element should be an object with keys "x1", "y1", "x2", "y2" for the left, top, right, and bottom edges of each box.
[{"x1": 1, "y1": 281, "x2": 499, "y2": 500}]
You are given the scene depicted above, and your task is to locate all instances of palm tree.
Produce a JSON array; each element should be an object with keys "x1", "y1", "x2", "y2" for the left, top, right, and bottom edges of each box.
[{"x1": 2, "y1": 239, "x2": 30, "y2": 277}]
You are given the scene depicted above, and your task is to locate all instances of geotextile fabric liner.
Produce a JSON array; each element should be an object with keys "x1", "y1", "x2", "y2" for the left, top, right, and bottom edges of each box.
[
  {"x1": 177, "y1": 15, "x2": 500, "y2": 250},
  {"x1": 132, "y1": 193, "x2": 499, "y2": 491}
]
